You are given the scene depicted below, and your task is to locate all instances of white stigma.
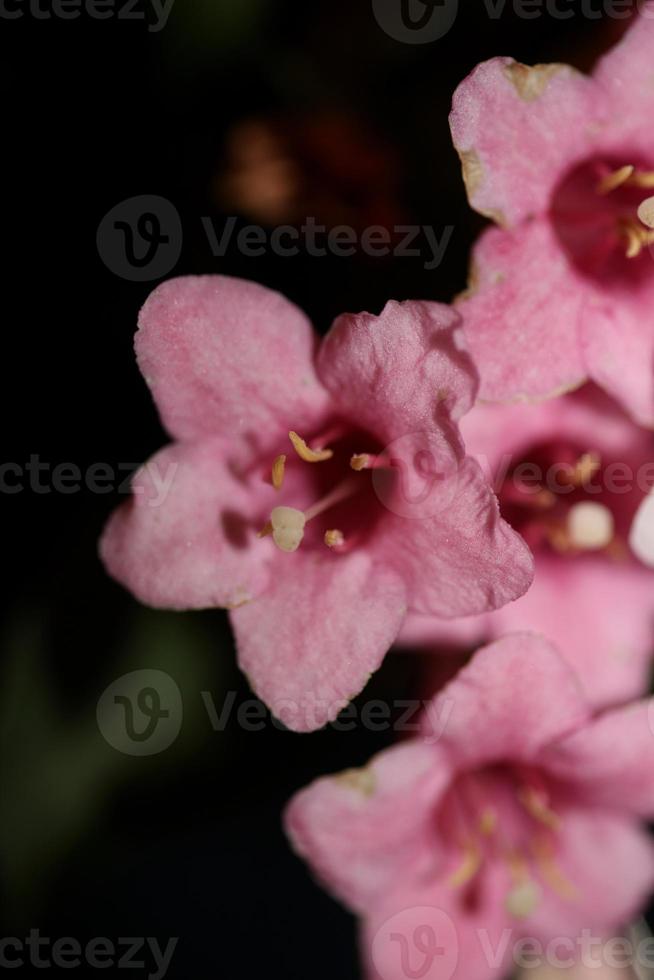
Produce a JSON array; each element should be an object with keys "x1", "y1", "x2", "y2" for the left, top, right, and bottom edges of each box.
[
  {"x1": 270, "y1": 506, "x2": 306, "y2": 553},
  {"x1": 630, "y1": 490, "x2": 654, "y2": 568},
  {"x1": 505, "y1": 879, "x2": 541, "y2": 919},
  {"x1": 638, "y1": 196, "x2": 654, "y2": 229},
  {"x1": 567, "y1": 501, "x2": 614, "y2": 551}
]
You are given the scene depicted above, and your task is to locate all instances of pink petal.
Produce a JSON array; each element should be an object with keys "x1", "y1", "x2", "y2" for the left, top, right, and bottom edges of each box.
[
  {"x1": 379, "y1": 456, "x2": 534, "y2": 618},
  {"x1": 285, "y1": 741, "x2": 450, "y2": 913},
  {"x1": 580, "y1": 283, "x2": 654, "y2": 428},
  {"x1": 524, "y1": 809, "x2": 654, "y2": 940},
  {"x1": 542, "y1": 700, "x2": 654, "y2": 818},
  {"x1": 458, "y1": 220, "x2": 588, "y2": 403},
  {"x1": 592, "y1": 6, "x2": 654, "y2": 152},
  {"x1": 481, "y1": 556, "x2": 654, "y2": 710},
  {"x1": 136, "y1": 275, "x2": 329, "y2": 444},
  {"x1": 317, "y1": 300, "x2": 478, "y2": 443},
  {"x1": 230, "y1": 552, "x2": 407, "y2": 732},
  {"x1": 423, "y1": 634, "x2": 588, "y2": 767},
  {"x1": 450, "y1": 57, "x2": 602, "y2": 228},
  {"x1": 99, "y1": 439, "x2": 272, "y2": 609},
  {"x1": 362, "y1": 866, "x2": 512, "y2": 980}
]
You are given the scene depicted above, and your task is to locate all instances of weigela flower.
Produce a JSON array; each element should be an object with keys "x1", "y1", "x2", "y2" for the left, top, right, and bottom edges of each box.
[
  {"x1": 401, "y1": 384, "x2": 654, "y2": 710},
  {"x1": 450, "y1": 7, "x2": 654, "y2": 426},
  {"x1": 99, "y1": 275, "x2": 533, "y2": 731},
  {"x1": 285, "y1": 634, "x2": 654, "y2": 980}
]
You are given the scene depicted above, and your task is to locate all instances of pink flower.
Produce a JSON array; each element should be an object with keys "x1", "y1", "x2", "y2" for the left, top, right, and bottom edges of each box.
[
  {"x1": 400, "y1": 384, "x2": 654, "y2": 710},
  {"x1": 450, "y1": 8, "x2": 654, "y2": 426},
  {"x1": 285, "y1": 634, "x2": 654, "y2": 980},
  {"x1": 99, "y1": 275, "x2": 533, "y2": 732}
]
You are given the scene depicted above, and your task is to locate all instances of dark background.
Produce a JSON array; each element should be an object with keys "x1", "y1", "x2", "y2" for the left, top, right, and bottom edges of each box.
[{"x1": 0, "y1": 2, "x2": 645, "y2": 977}]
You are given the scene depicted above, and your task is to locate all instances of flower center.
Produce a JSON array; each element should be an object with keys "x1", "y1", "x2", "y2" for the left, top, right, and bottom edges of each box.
[
  {"x1": 258, "y1": 426, "x2": 384, "y2": 554},
  {"x1": 440, "y1": 766, "x2": 576, "y2": 920},
  {"x1": 551, "y1": 157, "x2": 654, "y2": 284},
  {"x1": 497, "y1": 440, "x2": 620, "y2": 558}
]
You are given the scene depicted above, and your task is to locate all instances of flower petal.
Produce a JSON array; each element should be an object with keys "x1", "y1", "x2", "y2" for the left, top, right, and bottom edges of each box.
[
  {"x1": 379, "y1": 456, "x2": 534, "y2": 618},
  {"x1": 458, "y1": 220, "x2": 587, "y2": 404},
  {"x1": 285, "y1": 741, "x2": 450, "y2": 913},
  {"x1": 580, "y1": 283, "x2": 654, "y2": 428},
  {"x1": 136, "y1": 275, "x2": 329, "y2": 444},
  {"x1": 361, "y1": 867, "x2": 512, "y2": 980},
  {"x1": 481, "y1": 556, "x2": 654, "y2": 711},
  {"x1": 542, "y1": 700, "x2": 654, "y2": 818},
  {"x1": 230, "y1": 552, "x2": 407, "y2": 732},
  {"x1": 524, "y1": 809, "x2": 654, "y2": 940},
  {"x1": 450, "y1": 57, "x2": 602, "y2": 228},
  {"x1": 317, "y1": 300, "x2": 478, "y2": 444},
  {"x1": 99, "y1": 439, "x2": 272, "y2": 609},
  {"x1": 423, "y1": 634, "x2": 588, "y2": 768},
  {"x1": 592, "y1": 5, "x2": 654, "y2": 152}
]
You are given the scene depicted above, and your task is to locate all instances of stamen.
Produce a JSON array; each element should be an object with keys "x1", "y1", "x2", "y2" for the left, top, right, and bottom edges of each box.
[
  {"x1": 272, "y1": 454, "x2": 286, "y2": 490},
  {"x1": 638, "y1": 196, "x2": 654, "y2": 229},
  {"x1": 289, "y1": 431, "x2": 333, "y2": 463},
  {"x1": 532, "y1": 837, "x2": 578, "y2": 902},
  {"x1": 597, "y1": 164, "x2": 634, "y2": 195},
  {"x1": 447, "y1": 841, "x2": 482, "y2": 889},
  {"x1": 627, "y1": 169, "x2": 654, "y2": 190},
  {"x1": 567, "y1": 501, "x2": 614, "y2": 551},
  {"x1": 561, "y1": 451, "x2": 601, "y2": 488},
  {"x1": 350, "y1": 453, "x2": 385, "y2": 471},
  {"x1": 324, "y1": 529, "x2": 345, "y2": 549},
  {"x1": 518, "y1": 787, "x2": 560, "y2": 830},
  {"x1": 620, "y1": 217, "x2": 654, "y2": 258},
  {"x1": 479, "y1": 808, "x2": 497, "y2": 836},
  {"x1": 257, "y1": 520, "x2": 273, "y2": 538},
  {"x1": 270, "y1": 506, "x2": 306, "y2": 553}
]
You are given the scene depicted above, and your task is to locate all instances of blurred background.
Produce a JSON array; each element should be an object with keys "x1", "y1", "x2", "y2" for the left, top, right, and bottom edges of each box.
[{"x1": 0, "y1": 1, "x2": 648, "y2": 976}]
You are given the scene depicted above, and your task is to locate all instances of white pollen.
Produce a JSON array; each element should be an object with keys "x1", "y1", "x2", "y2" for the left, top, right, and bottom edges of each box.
[
  {"x1": 638, "y1": 196, "x2": 654, "y2": 229},
  {"x1": 270, "y1": 506, "x2": 306, "y2": 553},
  {"x1": 630, "y1": 490, "x2": 654, "y2": 568},
  {"x1": 505, "y1": 880, "x2": 541, "y2": 919},
  {"x1": 567, "y1": 502, "x2": 614, "y2": 551}
]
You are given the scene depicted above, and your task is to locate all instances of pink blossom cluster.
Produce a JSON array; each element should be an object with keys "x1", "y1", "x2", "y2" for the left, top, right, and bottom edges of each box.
[{"x1": 100, "y1": 10, "x2": 654, "y2": 980}]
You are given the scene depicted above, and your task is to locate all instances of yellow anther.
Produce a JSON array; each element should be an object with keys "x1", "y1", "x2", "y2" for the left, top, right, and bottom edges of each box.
[
  {"x1": 566, "y1": 451, "x2": 601, "y2": 487},
  {"x1": 597, "y1": 164, "x2": 634, "y2": 195},
  {"x1": 272, "y1": 454, "x2": 286, "y2": 490},
  {"x1": 257, "y1": 520, "x2": 273, "y2": 538},
  {"x1": 518, "y1": 787, "x2": 561, "y2": 831},
  {"x1": 324, "y1": 529, "x2": 344, "y2": 549},
  {"x1": 350, "y1": 453, "x2": 370, "y2": 471},
  {"x1": 479, "y1": 809, "x2": 497, "y2": 836},
  {"x1": 628, "y1": 169, "x2": 654, "y2": 190},
  {"x1": 620, "y1": 218, "x2": 654, "y2": 258},
  {"x1": 448, "y1": 842, "x2": 482, "y2": 889},
  {"x1": 289, "y1": 431, "x2": 333, "y2": 463},
  {"x1": 532, "y1": 837, "x2": 578, "y2": 902}
]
